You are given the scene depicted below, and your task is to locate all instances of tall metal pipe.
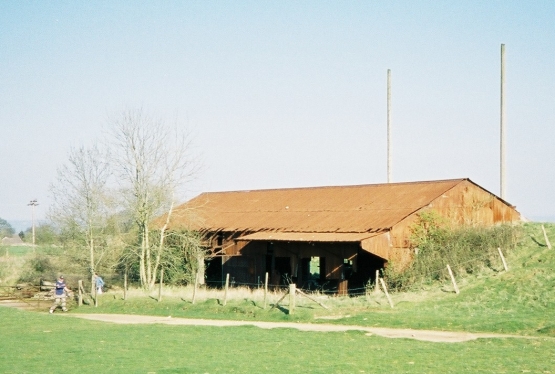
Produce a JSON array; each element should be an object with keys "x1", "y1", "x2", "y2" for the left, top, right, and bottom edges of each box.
[
  {"x1": 500, "y1": 44, "x2": 506, "y2": 199},
  {"x1": 387, "y1": 69, "x2": 392, "y2": 183}
]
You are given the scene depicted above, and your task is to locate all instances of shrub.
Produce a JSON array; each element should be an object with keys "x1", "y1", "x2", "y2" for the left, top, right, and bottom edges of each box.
[
  {"x1": 385, "y1": 212, "x2": 521, "y2": 291},
  {"x1": 19, "y1": 254, "x2": 57, "y2": 283}
]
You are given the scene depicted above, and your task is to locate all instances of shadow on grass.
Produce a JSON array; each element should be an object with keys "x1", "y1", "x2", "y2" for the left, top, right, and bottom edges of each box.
[
  {"x1": 278, "y1": 305, "x2": 290, "y2": 314},
  {"x1": 439, "y1": 288, "x2": 457, "y2": 294},
  {"x1": 530, "y1": 236, "x2": 548, "y2": 247}
]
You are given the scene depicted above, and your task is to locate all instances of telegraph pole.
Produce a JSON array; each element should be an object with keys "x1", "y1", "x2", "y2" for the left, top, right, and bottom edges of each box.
[
  {"x1": 500, "y1": 44, "x2": 506, "y2": 199},
  {"x1": 387, "y1": 69, "x2": 392, "y2": 183},
  {"x1": 28, "y1": 199, "x2": 39, "y2": 246}
]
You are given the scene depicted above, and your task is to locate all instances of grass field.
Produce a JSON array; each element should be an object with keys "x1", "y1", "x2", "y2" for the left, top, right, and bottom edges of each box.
[
  {"x1": 1, "y1": 222, "x2": 555, "y2": 373},
  {"x1": 1, "y1": 306, "x2": 554, "y2": 373},
  {"x1": 0, "y1": 245, "x2": 63, "y2": 257}
]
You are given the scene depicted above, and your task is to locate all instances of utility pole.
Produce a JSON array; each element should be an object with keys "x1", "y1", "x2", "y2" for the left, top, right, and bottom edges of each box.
[
  {"x1": 387, "y1": 69, "x2": 392, "y2": 183},
  {"x1": 28, "y1": 199, "x2": 39, "y2": 246},
  {"x1": 500, "y1": 44, "x2": 506, "y2": 199}
]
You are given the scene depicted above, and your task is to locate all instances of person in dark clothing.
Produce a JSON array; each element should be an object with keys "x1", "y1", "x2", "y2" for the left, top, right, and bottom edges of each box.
[{"x1": 49, "y1": 275, "x2": 71, "y2": 313}]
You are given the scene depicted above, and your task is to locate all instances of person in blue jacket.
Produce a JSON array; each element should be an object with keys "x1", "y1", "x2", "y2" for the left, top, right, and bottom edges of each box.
[{"x1": 94, "y1": 272, "x2": 105, "y2": 295}]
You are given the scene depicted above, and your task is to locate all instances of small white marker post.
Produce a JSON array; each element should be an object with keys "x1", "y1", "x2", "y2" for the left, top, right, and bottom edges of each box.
[
  {"x1": 497, "y1": 247, "x2": 508, "y2": 271},
  {"x1": 123, "y1": 270, "x2": 128, "y2": 301},
  {"x1": 446, "y1": 265, "x2": 460, "y2": 294},
  {"x1": 158, "y1": 268, "x2": 164, "y2": 303},
  {"x1": 223, "y1": 273, "x2": 230, "y2": 306},
  {"x1": 263, "y1": 272, "x2": 269, "y2": 309},
  {"x1": 78, "y1": 280, "x2": 83, "y2": 307},
  {"x1": 192, "y1": 271, "x2": 199, "y2": 305},
  {"x1": 542, "y1": 225, "x2": 552, "y2": 249},
  {"x1": 379, "y1": 278, "x2": 394, "y2": 308},
  {"x1": 289, "y1": 283, "x2": 296, "y2": 315}
]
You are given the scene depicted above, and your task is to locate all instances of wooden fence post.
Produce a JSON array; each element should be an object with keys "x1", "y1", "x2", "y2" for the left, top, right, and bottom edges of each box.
[
  {"x1": 542, "y1": 225, "x2": 552, "y2": 249},
  {"x1": 289, "y1": 283, "x2": 296, "y2": 315},
  {"x1": 223, "y1": 273, "x2": 230, "y2": 306},
  {"x1": 374, "y1": 270, "x2": 380, "y2": 293},
  {"x1": 78, "y1": 280, "x2": 83, "y2": 307},
  {"x1": 158, "y1": 268, "x2": 164, "y2": 302},
  {"x1": 379, "y1": 278, "x2": 394, "y2": 308},
  {"x1": 192, "y1": 271, "x2": 199, "y2": 304},
  {"x1": 263, "y1": 272, "x2": 268, "y2": 309},
  {"x1": 497, "y1": 247, "x2": 508, "y2": 271},
  {"x1": 123, "y1": 270, "x2": 127, "y2": 301},
  {"x1": 94, "y1": 282, "x2": 98, "y2": 307},
  {"x1": 446, "y1": 264, "x2": 460, "y2": 294}
]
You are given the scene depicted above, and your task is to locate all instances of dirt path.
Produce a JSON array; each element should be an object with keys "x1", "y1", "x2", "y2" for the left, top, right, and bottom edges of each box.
[
  {"x1": 0, "y1": 301, "x2": 539, "y2": 343},
  {"x1": 68, "y1": 313, "x2": 530, "y2": 343}
]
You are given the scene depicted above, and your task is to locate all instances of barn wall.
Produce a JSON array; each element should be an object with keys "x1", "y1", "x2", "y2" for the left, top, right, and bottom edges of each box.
[
  {"x1": 386, "y1": 180, "x2": 520, "y2": 270},
  {"x1": 360, "y1": 233, "x2": 391, "y2": 260},
  {"x1": 426, "y1": 180, "x2": 520, "y2": 226}
]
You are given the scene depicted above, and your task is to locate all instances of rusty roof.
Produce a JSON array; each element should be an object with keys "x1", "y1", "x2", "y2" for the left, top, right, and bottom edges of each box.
[
  {"x1": 236, "y1": 232, "x2": 381, "y2": 242},
  {"x1": 165, "y1": 178, "x2": 472, "y2": 234}
]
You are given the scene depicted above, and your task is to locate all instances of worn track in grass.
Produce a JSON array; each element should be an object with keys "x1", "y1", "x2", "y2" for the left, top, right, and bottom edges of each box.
[
  {"x1": 68, "y1": 313, "x2": 534, "y2": 343},
  {"x1": 0, "y1": 300, "x2": 544, "y2": 343}
]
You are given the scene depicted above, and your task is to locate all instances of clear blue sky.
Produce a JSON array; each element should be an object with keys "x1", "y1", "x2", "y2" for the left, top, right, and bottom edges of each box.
[{"x1": 1, "y1": 1, "x2": 554, "y2": 223}]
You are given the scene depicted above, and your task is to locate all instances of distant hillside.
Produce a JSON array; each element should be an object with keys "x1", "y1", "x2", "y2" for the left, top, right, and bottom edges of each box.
[
  {"x1": 6, "y1": 220, "x2": 45, "y2": 233},
  {"x1": 528, "y1": 215, "x2": 555, "y2": 223}
]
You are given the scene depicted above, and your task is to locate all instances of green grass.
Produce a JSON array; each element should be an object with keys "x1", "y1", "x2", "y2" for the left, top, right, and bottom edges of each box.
[
  {"x1": 2, "y1": 222, "x2": 555, "y2": 373},
  {"x1": 0, "y1": 245, "x2": 63, "y2": 257},
  {"x1": 1, "y1": 306, "x2": 554, "y2": 373}
]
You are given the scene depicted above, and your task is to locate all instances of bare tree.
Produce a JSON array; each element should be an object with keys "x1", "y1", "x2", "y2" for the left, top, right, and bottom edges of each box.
[
  {"x1": 109, "y1": 108, "x2": 198, "y2": 289},
  {"x1": 49, "y1": 145, "x2": 114, "y2": 294}
]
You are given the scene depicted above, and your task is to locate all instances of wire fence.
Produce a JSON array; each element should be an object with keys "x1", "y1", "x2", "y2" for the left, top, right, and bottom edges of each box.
[
  {"x1": 98, "y1": 246, "x2": 509, "y2": 297},
  {"x1": 214, "y1": 246, "x2": 508, "y2": 297},
  {"x1": 2, "y1": 243, "x2": 514, "y2": 307}
]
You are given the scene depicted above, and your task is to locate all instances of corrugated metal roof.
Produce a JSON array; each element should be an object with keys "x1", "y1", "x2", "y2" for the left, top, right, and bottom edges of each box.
[
  {"x1": 236, "y1": 232, "x2": 381, "y2": 242},
  {"x1": 166, "y1": 178, "x2": 468, "y2": 233}
]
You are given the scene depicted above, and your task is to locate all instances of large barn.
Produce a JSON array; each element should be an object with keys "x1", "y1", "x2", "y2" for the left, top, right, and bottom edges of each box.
[{"x1": 163, "y1": 178, "x2": 520, "y2": 293}]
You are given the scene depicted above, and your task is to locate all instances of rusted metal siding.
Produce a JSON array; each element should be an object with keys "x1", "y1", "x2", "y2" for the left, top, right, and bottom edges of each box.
[
  {"x1": 360, "y1": 232, "x2": 391, "y2": 260},
  {"x1": 424, "y1": 180, "x2": 520, "y2": 226},
  {"x1": 326, "y1": 255, "x2": 344, "y2": 279},
  {"x1": 385, "y1": 180, "x2": 521, "y2": 269}
]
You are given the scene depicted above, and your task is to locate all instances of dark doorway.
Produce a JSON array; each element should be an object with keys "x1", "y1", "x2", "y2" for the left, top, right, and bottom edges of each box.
[
  {"x1": 205, "y1": 256, "x2": 223, "y2": 287},
  {"x1": 273, "y1": 256, "x2": 291, "y2": 285},
  {"x1": 348, "y1": 250, "x2": 386, "y2": 290}
]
